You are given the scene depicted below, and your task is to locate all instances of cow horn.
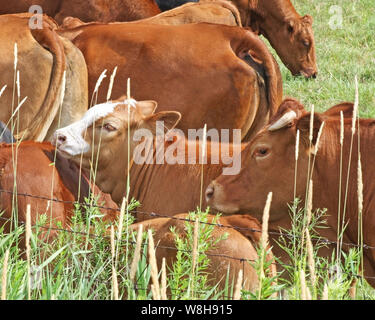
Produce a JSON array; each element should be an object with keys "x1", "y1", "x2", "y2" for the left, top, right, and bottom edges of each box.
[{"x1": 268, "y1": 111, "x2": 297, "y2": 131}]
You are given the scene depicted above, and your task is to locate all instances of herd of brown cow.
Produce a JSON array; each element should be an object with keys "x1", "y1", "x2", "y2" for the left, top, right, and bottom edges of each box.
[{"x1": 0, "y1": 0, "x2": 370, "y2": 298}]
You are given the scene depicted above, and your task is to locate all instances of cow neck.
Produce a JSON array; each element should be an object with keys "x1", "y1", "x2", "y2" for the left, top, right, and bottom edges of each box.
[
  {"x1": 126, "y1": 136, "x2": 179, "y2": 207},
  {"x1": 255, "y1": 0, "x2": 298, "y2": 21},
  {"x1": 253, "y1": 0, "x2": 299, "y2": 36},
  {"x1": 305, "y1": 121, "x2": 375, "y2": 273},
  {"x1": 90, "y1": 149, "x2": 135, "y2": 206}
]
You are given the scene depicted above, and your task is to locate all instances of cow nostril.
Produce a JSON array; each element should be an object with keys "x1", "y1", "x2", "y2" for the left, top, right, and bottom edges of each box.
[
  {"x1": 57, "y1": 135, "x2": 67, "y2": 143},
  {"x1": 205, "y1": 185, "x2": 215, "y2": 201}
]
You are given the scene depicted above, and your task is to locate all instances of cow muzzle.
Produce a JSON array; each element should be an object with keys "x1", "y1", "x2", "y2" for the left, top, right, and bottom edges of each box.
[
  {"x1": 52, "y1": 127, "x2": 89, "y2": 158},
  {"x1": 205, "y1": 181, "x2": 239, "y2": 214},
  {"x1": 300, "y1": 67, "x2": 317, "y2": 79}
]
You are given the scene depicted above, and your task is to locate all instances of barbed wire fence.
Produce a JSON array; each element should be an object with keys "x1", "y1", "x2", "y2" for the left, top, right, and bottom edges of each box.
[{"x1": 0, "y1": 187, "x2": 373, "y2": 300}]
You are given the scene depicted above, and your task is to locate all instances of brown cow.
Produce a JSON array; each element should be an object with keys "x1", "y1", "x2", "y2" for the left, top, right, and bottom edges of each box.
[
  {"x1": 52, "y1": 97, "x2": 249, "y2": 217},
  {"x1": 206, "y1": 98, "x2": 375, "y2": 287},
  {"x1": 59, "y1": 0, "x2": 315, "y2": 78},
  {"x1": 130, "y1": 213, "x2": 276, "y2": 294},
  {"x1": 61, "y1": 1, "x2": 242, "y2": 29},
  {"x1": 0, "y1": 14, "x2": 88, "y2": 142},
  {"x1": 58, "y1": 22, "x2": 282, "y2": 141},
  {"x1": 207, "y1": 0, "x2": 318, "y2": 78},
  {"x1": 0, "y1": 141, "x2": 118, "y2": 245},
  {"x1": 0, "y1": 0, "x2": 161, "y2": 24}
]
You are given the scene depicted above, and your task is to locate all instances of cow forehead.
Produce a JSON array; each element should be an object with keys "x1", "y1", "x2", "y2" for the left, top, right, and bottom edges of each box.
[
  {"x1": 81, "y1": 102, "x2": 119, "y2": 126},
  {"x1": 80, "y1": 98, "x2": 137, "y2": 127}
]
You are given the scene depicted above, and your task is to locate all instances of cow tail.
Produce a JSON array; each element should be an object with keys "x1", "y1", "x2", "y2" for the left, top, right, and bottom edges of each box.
[
  {"x1": 234, "y1": 29, "x2": 282, "y2": 117},
  {"x1": 17, "y1": 15, "x2": 66, "y2": 141}
]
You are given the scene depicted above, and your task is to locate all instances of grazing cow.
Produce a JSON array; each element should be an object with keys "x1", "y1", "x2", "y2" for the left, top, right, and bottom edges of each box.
[
  {"x1": 231, "y1": 0, "x2": 317, "y2": 78},
  {"x1": 0, "y1": 14, "x2": 88, "y2": 142},
  {"x1": 0, "y1": 141, "x2": 118, "y2": 245},
  {"x1": 0, "y1": 0, "x2": 161, "y2": 24},
  {"x1": 155, "y1": 0, "x2": 317, "y2": 78},
  {"x1": 58, "y1": 23, "x2": 282, "y2": 141},
  {"x1": 130, "y1": 213, "x2": 276, "y2": 294},
  {"x1": 206, "y1": 98, "x2": 375, "y2": 287},
  {"x1": 52, "y1": 97, "x2": 250, "y2": 218}
]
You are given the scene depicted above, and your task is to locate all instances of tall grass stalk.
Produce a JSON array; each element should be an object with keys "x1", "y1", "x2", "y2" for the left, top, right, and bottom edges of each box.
[
  {"x1": 300, "y1": 269, "x2": 307, "y2": 300},
  {"x1": 124, "y1": 78, "x2": 132, "y2": 282},
  {"x1": 199, "y1": 124, "x2": 207, "y2": 211},
  {"x1": 147, "y1": 229, "x2": 160, "y2": 300},
  {"x1": 190, "y1": 217, "x2": 199, "y2": 298},
  {"x1": 129, "y1": 224, "x2": 143, "y2": 282},
  {"x1": 301, "y1": 179, "x2": 313, "y2": 260},
  {"x1": 337, "y1": 111, "x2": 344, "y2": 265},
  {"x1": 340, "y1": 76, "x2": 359, "y2": 261},
  {"x1": 322, "y1": 283, "x2": 329, "y2": 300},
  {"x1": 115, "y1": 198, "x2": 126, "y2": 271},
  {"x1": 0, "y1": 85, "x2": 6, "y2": 99},
  {"x1": 90, "y1": 69, "x2": 107, "y2": 108},
  {"x1": 293, "y1": 130, "x2": 300, "y2": 266},
  {"x1": 11, "y1": 43, "x2": 17, "y2": 133},
  {"x1": 356, "y1": 92, "x2": 364, "y2": 279},
  {"x1": 25, "y1": 204, "x2": 31, "y2": 300},
  {"x1": 294, "y1": 130, "x2": 300, "y2": 200},
  {"x1": 161, "y1": 258, "x2": 167, "y2": 300},
  {"x1": 233, "y1": 270, "x2": 243, "y2": 300},
  {"x1": 110, "y1": 226, "x2": 119, "y2": 300},
  {"x1": 305, "y1": 229, "x2": 316, "y2": 290},
  {"x1": 258, "y1": 192, "x2": 272, "y2": 300},
  {"x1": 106, "y1": 67, "x2": 118, "y2": 102},
  {"x1": 304, "y1": 105, "x2": 314, "y2": 204},
  {"x1": 357, "y1": 153, "x2": 364, "y2": 278},
  {"x1": 10, "y1": 44, "x2": 20, "y2": 234},
  {"x1": 16, "y1": 70, "x2": 20, "y2": 136},
  {"x1": 1, "y1": 249, "x2": 9, "y2": 300}
]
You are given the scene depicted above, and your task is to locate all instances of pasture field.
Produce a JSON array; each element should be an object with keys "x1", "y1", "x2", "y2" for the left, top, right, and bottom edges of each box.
[{"x1": 0, "y1": 0, "x2": 375, "y2": 302}]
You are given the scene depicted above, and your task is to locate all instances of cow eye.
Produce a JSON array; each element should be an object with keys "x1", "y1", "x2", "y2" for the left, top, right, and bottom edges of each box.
[
  {"x1": 302, "y1": 40, "x2": 310, "y2": 48},
  {"x1": 103, "y1": 123, "x2": 116, "y2": 132},
  {"x1": 254, "y1": 147, "x2": 269, "y2": 157}
]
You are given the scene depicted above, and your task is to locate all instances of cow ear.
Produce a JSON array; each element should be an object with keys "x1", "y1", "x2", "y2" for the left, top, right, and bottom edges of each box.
[
  {"x1": 323, "y1": 102, "x2": 353, "y2": 119},
  {"x1": 296, "y1": 112, "x2": 324, "y2": 145},
  {"x1": 137, "y1": 100, "x2": 158, "y2": 117},
  {"x1": 302, "y1": 14, "x2": 313, "y2": 25},
  {"x1": 143, "y1": 111, "x2": 181, "y2": 135}
]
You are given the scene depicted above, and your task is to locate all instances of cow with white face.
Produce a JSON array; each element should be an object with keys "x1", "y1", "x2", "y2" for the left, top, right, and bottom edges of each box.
[
  {"x1": 52, "y1": 96, "x2": 247, "y2": 217},
  {"x1": 53, "y1": 96, "x2": 181, "y2": 198}
]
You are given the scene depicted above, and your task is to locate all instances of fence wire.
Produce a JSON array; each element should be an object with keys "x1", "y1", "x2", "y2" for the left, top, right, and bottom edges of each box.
[
  {"x1": 0, "y1": 186, "x2": 374, "y2": 297},
  {"x1": 0, "y1": 188, "x2": 374, "y2": 251}
]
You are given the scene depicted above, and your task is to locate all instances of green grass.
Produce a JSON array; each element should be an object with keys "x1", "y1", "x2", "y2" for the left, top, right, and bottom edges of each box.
[{"x1": 267, "y1": 0, "x2": 375, "y2": 117}]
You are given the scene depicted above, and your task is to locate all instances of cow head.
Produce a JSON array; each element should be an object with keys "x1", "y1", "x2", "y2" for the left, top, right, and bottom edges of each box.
[
  {"x1": 266, "y1": 14, "x2": 317, "y2": 78},
  {"x1": 205, "y1": 98, "x2": 326, "y2": 221},
  {"x1": 52, "y1": 96, "x2": 181, "y2": 171},
  {"x1": 232, "y1": 0, "x2": 317, "y2": 78}
]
